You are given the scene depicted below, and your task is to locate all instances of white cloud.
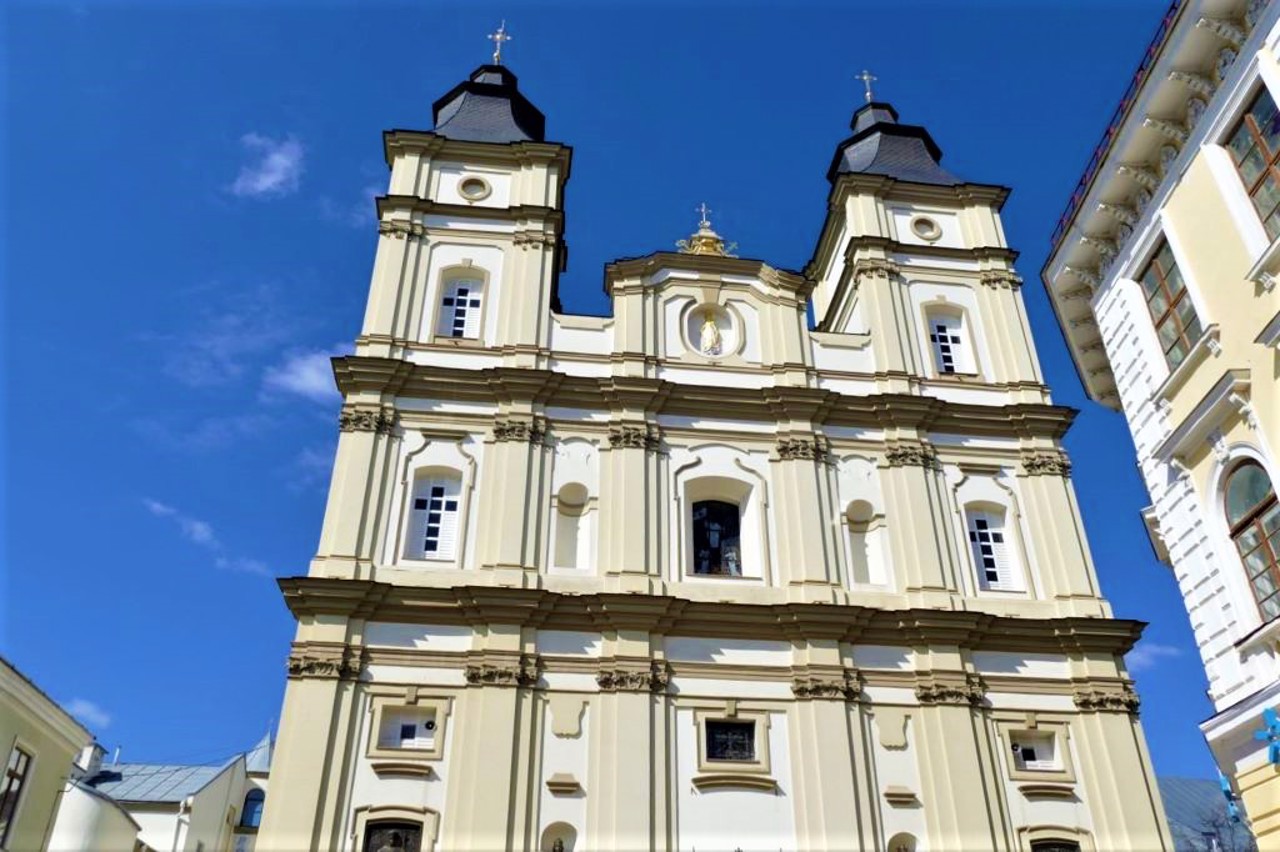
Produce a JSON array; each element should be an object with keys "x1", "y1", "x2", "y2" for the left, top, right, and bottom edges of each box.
[
  {"x1": 157, "y1": 287, "x2": 297, "y2": 389},
  {"x1": 230, "y1": 133, "x2": 304, "y2": 198},
  {"x1": 142, "y1": 498, "x2": 271, "y2": 578},
  {"x1": 65, "y1": 698, "x2": 111, "y2": 730},
  {"x1": 261, "y1": 344, "x2": 349, "y2": 404},
  {"x1": 1126, "y1": 641, "x2": 1181, "y2": 673}
]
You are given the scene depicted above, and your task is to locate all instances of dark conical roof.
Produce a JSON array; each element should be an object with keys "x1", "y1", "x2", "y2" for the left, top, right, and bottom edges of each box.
[
  {"x1": 431, "y1": 65, "x2": 546, "y2": 143},
  {"x1": 827, "y1": 101, "x2": 961, "y2": 186}
]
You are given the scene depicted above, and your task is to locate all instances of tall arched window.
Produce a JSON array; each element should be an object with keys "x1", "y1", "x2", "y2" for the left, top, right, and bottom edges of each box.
[
  {"x1": 965, "y1": 505, "x2": 1022, "y2": 592},
  {"x1": 1225, "y1": 461, "x2": 1280, "y2": 621},
  {"x1": 239, "y1": 789, "x2": 265, "y2": 828},
  {"x1": 925, "y1": 306, "x2": 976, "y2": 376},
  {"x1": 692, "y1": 500, "x2": 742, "y2": 576},
  {"x1": 436, "y1": 278, "x2": 484, "y2": 339}
]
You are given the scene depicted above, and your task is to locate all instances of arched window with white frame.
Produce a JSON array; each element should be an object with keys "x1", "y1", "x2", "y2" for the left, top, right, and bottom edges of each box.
[
  {"x1": 925, "y1": 306, "x2": 976, "y2": 376},
  {"x1": 1224, "y1": 460, "x2": 1280, "y2": 622},
  {"x1": 436, "y1": 277, "x2": 484, "y2": 340},
  {"x1": 965, "y1": 504, "x2": 1022, "y2": 592},
  {"x1": 405, "y1": 471, "x2": 462, "y2": 561}
]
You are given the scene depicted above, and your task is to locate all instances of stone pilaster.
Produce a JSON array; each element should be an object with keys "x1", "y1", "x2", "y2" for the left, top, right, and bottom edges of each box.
[
  {"x1": 475, "y1": 414, "x2": 551, "y2": 575},
  {"x1": 314, "y1": 405, "x2": 399, "y2": 575},
  {"x1": 879, "y1": 440, "x2": 959, "y2": 597},
  {"x1": 1018, "y1": 449, "x2": 1107, "y2": 607},
  {"x1": 770, "y1": 434, "x2": 842, "y2": 592},
  {"x1": 599, "y1": 420, "x2": 663, "y2": 582}
]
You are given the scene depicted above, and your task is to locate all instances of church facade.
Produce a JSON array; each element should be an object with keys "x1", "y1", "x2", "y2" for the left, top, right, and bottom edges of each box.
[{"x1": 255, "y1": 55, "x2": 1174, "y2": 852}]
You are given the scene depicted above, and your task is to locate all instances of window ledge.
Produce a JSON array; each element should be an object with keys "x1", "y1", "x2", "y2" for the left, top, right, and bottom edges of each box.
[
  {"x1": 1246, "y1": 233, "x2": 1280, "y2": 289},
  {"x1": 685, "y1": 572, "x2": 756, "y2": 581},
  {"x1": 883, "y1": 785, "x2": 920, "y2": 807},
  {"x1": 1018, "y1": 782, "x2": 1077, "y2": 801},
  {"x1": 1152, "y1": 324, "x2": 1221, "y2": 404},
  {"x1": 370, "y1": 760, "x2": 435, "y2": 778},
  {"x1": 1235, "y1": 615, "x2": 1280, "y2": 657},
  {"x1": 691, "y1": 773, "x2": 778, "y2": 793},
  {"x1": 1256, "y1": 308, "x2": 1280, "y2": 349}
]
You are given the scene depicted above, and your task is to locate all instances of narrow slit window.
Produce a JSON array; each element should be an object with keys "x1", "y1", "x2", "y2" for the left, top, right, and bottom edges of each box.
[
  {"x1": 438, "y1": 280, "x2": 483, "y2": 340},
  {"x1": 0, "y1": 747, "x2": 32, "y2": 849}
]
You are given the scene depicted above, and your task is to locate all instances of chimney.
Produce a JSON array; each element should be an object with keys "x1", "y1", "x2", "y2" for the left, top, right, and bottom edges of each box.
[{"x1": 77, "y1": 742, "x2": 106, "y2": 777}]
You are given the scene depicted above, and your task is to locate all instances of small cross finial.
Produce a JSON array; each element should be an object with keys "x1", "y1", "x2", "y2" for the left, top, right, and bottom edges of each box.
[
  {"x1": 857, "y1": 69, "x2": 877, "y2": 103},
  {"x1": 697, "y1": 202, "x2": 712, "y2": 227},
  {"x1": 488, "y1": 20, "x2": 512, "y2": 64}
]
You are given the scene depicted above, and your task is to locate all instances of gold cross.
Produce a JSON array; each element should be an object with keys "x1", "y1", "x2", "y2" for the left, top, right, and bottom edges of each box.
[
  {"x1": 856, "y1": 69, "x2": 877, "y2": 103},
  {"x1": 488, "y1": 21, "x2": 512, "y2": 64},
  {"x1": 697, "y1": 202, "x2": 712, "y2": 227}
]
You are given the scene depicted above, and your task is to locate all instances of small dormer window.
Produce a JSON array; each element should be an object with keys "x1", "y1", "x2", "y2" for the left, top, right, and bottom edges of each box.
[{"x1": 438, "y1": 281, "x2": 483, "y2": 340}]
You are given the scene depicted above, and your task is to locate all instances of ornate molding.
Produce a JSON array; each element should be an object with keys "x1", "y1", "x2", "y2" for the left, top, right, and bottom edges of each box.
[
  {"x1": 791, "y1": 671, "x2": 862, "y2": 701},
  {"x1": 978, "y1": 270, "x2": 1023, "y2": 289},
  {"x1": 286, "y1": 645, "x2": 364, "y2": 681},
  {"x1": 1118, "y1": 163, "x2": 1159, "y2": 191},
  {"x1": 1063, "y1": 266, "x2": 1100, "y2": 291},
  {"x1": 1168, "y1": 70, "x2": 1216, "y2": 99},
  {"x1": 464, "y1": 654, "x2": 541, "y2": 688},
  {"x1": 1143, "y1": 117, "x2": 1189, "y2": 145},
  {"x1": 607, "y1": 424, "x2": 661, "y2": 452},
  {"x1": 377, "y1": 220, "x2": 426, "y2": 240},
  {"x1": 884, "y1": 443, "x2": 938, "y2": 470},
  {"x1": 513, "y1": 230, "x2": 555, "y2": 249},
  {"x1": 1197, "y1": 15, "x2": 1245, "y2": 49},
  {"x1": 1073, "y1": 686, "x2": 1140, "y2": 715},
  {"x1": 775, "y1": 436, "x2": 832, "y2": 463},
  {"x1": 493, "y1": 416, "x2": 547, "y2": 444},
  {"x1": 1022, "y1": 452, "x2": 1072, "y2": 478},
  {"x1": 1097, "y1": 202, "x2": 1138, "y2": 227},
  {"x1": 851, "y1": 258, "x2": 901, "y2": 281},
  {"x1": 596, "y1": 661, "x2": 670, "y2": 693},
  {"x1": 915, "y1": 676, "x2": 986, "y2": 707},
  {"x1": 339, "y1": 407, "x2": 397, "y2": 435}
]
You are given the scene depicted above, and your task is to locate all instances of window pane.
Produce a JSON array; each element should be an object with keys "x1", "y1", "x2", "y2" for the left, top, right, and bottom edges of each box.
[
  {"x1": 1266, "y1": 504, "x2": 1280, "y2": 534},
  {"x1": 1244, "y1": 547, "x2": 1272, "y2": 576},
  {"x1": 1262, "y1": 595, "x2": 1280, "y2": 620},
  {"x1": 1163, "y1": 262, "x2": 1186, "y2": 295},
  {"x1": 692, "y1": 500, "x2": 742, "y2": 576},
  {"x1": 1166, "y1": 339, "x2": 1188, "y2": 367},
  {"x1": 1265, "y1": 209, "x2": 1280, "y2": 241},
  {"x1": 1156, "y1": 318, "x2": 1180, "y2": 348},
  {"x1": 1252, "y1": 572, "x2": 1277, "y2": 599},
  {"x1": 1241, "y1": 146, "x2": 1268, "y2": 184},
  {"x1": 1140, "y1": 267, "x2": 1161, "y2": 297},
  {"x1": 1237, "y1": 525, "x2": 1263, "y2": 553},
  {"x1": 1254, "y1": 174, "x2": 1280, "y2": 216},
  {"x1": 1226, "y1": 463, "x2": 1275, "y2": 525},
  {"x1": 1147, "y1": 287, "x2": 1170, "y2": 316},
  {"x1": 1252, "y1": 92, "x2": 1280, "y2": 147},
  {"x1": 705, "y1": 720, "x2": 755, "y2": 761},
  {"x1": 1228, "y1": 123, "x2": 1257, "y2": 162},
  {"x1": 1156, "y1": 242, "x2": 1176, "y2": 273},
  {"x1": 1175, "y1": 297, "x2": 1201, "y2": 339},
  {"x1": 364, "y1": 822, "x2": 422, "y2": 852}
]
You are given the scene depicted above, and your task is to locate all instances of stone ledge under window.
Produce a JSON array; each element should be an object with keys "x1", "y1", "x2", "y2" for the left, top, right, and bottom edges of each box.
[
  {"x1": 1235, "y1": 615, "x2": 1280, "y2": 656},
  {"x1": 370, "y1": 760, "x2": 435, "y2": 778},
  {"x1": 691, "y1": 773, "x2": 778, "y2": 793},
  {"x1": 883, "y1": 785, "x2": 920, "y2": 807},
  {"x1": 545, "y1": 772, "x2": 583, "y2": 796},
  {"x1": 1152, "y1": 324, "x2": 1220, "y2": 403},
  {"x1": 1018, "y1": 782, "x2": 1078, "y2": 801}
]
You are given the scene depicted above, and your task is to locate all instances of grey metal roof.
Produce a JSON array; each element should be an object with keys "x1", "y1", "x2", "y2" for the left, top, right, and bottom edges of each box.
[
  {"x1": 244, "y1": 733, "x2": 272, "y2": 774},
  {"x1": 827, "y1": 101, "x2": 962, "y2": 186},
  {"x1": 85, "y1": 761, "x2": 231, "y2": 803},
  {"x1": 1157, "y1": 776, "x2": 1255, "y2": 851},
  {"x1": 431, "y1": 65, "x2": 545, "y2": 143}
]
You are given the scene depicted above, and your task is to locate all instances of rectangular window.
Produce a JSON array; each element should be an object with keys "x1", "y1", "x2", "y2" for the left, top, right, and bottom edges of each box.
[
  {"x1": 967, "y1": 511, "x2": 1016, "y2": 591},
  {"x1": 929, "y1": 316, "x2": 963, "y2": 374},
  {"x1": 409, "y1": 477, "x2": 461, "y2": 560},
  {"x1": 1139, "y1": 239, "x2": 1202, "y2": 368},
  {"x1": 378, "y1": 709, "x2": 438, "y2": 751},
  {"x1": 1226, "y1": 88, "x2": 1280, "y2": 239},
  {"x1": 1011, "y1": 732, "x2": 1059, "y2": 772},
  {"x1": 0, "y1": 746, "x2": 31, "y2": 848},
  {"x1": 437, "y1": 280, "x2": 483, "y2": 340},
  {"x1": 705, "y1": 720, "x2": 756, "y2": 762},
  {"x1": 691, "y1": 500, "x2": 742, "y2": 576}
]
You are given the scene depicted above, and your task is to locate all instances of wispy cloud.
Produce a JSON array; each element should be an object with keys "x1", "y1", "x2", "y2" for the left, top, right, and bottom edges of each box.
[
  {"x1": 1126, "y1": 641, "x2": 1181, "y2": 673},
  {"x1": 142, "y1": 498, "x2": 272, "y2": 577},
  {"x1": 65, "y1": 698, "x2": 111, "y2": 731},
  {"x1": 261, "y1": 344, "x2": 350, "y2": 404},
  {"x1": 156, "y1": 286, "x2": 296, "y2": 388},
  {"x1": 319, "y1": 183, "x2": 381, "y2": 228},
  {"x1": 285, "y1": 442, "x2": 337, "y2": 493},
  {"x1": 230, "y1": 133, "x2": 304, "y2": 198},
  {"x1": 131, "y1": 414, "x2": 276, "y2": 452}
]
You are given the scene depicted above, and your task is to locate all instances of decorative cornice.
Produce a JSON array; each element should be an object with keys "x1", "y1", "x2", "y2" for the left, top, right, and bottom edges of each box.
[
  {"x1": 464, "y1": 653, "x2": 541, "y2": 688},
  {"x1": 1168, "y1": 69, "x2": 1216, "y2": 99},
  {"x1": 513, "y1": 230, "x2": 556, "y2": 249},
  {"x1": 775, "y1": 436, "x2": 832, "y2": 463},
  {"x1": 339, "y1": 406, "x2": 397, "y2": 435},
  {"x1": 1096, "y1": 202, "x2": 1138, "y2": 227},
  {"x1": 596, "y1": 660, "x2": 670, "y2": 693},
  {"x1": 884, "y1": 442, "x2": 939, "y2": 470},
  {"x1": 1022, "y1": 452, "x2": 1072, "y2": 477},
  {"x1": 1196, "y1": 15, "x2": 1246, "y2": 50},
  {"x1": 1117, "y1": 163, "x2": 1159, "y2": 191},
  {"x1": 1073, "y1": 686, "x2": 1140, "y2": 715},
  {"x1": 1143, "y1": 117, "x2": 1189, "y2": 145},
  {"x1": 791, "y1": 669, "x2": 862, "y2": 701},
  {"x1": 1063, "y1": 266, "x2": 1100, "y2": 291},
  {"x1": 607, "y1": 424, "x2": 661, "y2": 452},
  {"x1": 851, "y1": 258, "x2": 901, "y2": 281},
  {"x1": 492, "y1": 416, "x2": 547, "y2": 444},
  {"x1": 286, "y1": 643, "x2": 364, "y2": 681},
  {"x1": 377, "y1": 220, "x2": 426, "y2": 240}
]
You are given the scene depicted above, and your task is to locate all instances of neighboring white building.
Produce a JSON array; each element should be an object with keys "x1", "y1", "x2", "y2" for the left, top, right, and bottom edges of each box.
[{"x1": 49, "y1": 735, "x2": 271, "y2": 852}]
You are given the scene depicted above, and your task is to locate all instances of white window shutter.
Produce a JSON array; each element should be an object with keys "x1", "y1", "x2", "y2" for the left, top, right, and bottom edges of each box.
[
  {"x1": 990, "y1": 518, "x2": 1016, "y2": 590},
  {"x1": 437, "y1": 284, "x2": 458, "y2": 338},
  {"x1": 434, "y1": 479, "x2": 460, "y2": 559},
  {"x1": 463, "y1": 288, "x2": 483, "y2": 339},
  {"x1": 406, "y1": 475, "x2": 462, "y2": 560}
]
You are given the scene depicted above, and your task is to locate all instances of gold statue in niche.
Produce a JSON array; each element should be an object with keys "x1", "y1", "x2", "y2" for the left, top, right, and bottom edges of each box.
[{"x1": 698, "y1": 309, "x2": 723, "y2": 356}]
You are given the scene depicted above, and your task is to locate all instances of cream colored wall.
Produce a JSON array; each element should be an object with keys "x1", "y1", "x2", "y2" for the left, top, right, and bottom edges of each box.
[
  {"x1": 0, "y1": 664, "x2": 91, "y2": 852},
  {"x1": 47, "y1": 784, "x2": 141, "y2": 852}
]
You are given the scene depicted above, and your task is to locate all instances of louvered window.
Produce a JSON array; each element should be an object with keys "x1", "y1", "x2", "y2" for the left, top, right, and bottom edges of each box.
[
  {"x1": 437, "y1": 280, "x2": 483, "y2": 339},
  {"x1": 967, "y1": 509, "x2": 1017, "y2": 591},
  {"x1": 927, "y1": 311, "x2": 974, "y2": 375},
  {"x1": 377, "y1": 709, "x2": 438, "y2": 750},
  {"x1": 1011, "y1": 732, "x2": 1058, "y2": 772},
  {"x1": 407, "y1": 475, "x2": 461, "y2": 560}
]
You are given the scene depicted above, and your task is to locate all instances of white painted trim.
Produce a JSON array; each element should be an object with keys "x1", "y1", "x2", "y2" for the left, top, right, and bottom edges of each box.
[{"x1": 1152, "y1": 368, "x2": 1250, "y2": 462}]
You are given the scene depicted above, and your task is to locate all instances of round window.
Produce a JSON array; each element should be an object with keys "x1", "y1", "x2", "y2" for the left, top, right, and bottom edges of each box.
[
  {"x1": 458, "y1": 176, "x2": 491, "y2": 201},
  {"x1": 910, "y1": 216, "x2": 942, "y2": 241}
]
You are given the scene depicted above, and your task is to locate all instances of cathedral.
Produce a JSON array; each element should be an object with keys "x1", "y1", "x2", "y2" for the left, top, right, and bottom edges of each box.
[{"x1": 255, "y1": 36, "x2": 1175, "y2": 852}]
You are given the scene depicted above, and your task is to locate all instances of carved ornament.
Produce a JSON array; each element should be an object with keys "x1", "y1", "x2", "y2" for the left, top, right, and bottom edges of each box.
[
  {"x1": 915, "y1": 677, "x2": 986, "y2": 707},
  {"x1": 776, "y1": 436, "x2": 832, "y2": 463},
  {"x1": 851, "y1": 258, "x2": 901, "y2": 281},
  {"x1": 1097, "y1": 203, "x2": 1137, "y2": 227},
  {"x1": 1064, "y1": 266, "x2": 1100, "y2": 291},
  {"x1": 608, "y1": 424, "x2": 661, "y2": 452},
  {"x1": 596, "y1": 661, "x2": 670, "y2": 693},
  {"x1": 884, "y1": 443, "x2": 938, "y2": 470},
  {"x1": 1143, "y1": 117, "x2": 1189, "y2": 145},
  {"x1": 493, "y1": 416, "x2": 547, "y2": 445},
  {"x1": 514, "y1": 231, "x2": 555, "y2": 249},
  {"x1": 1022, "y1": 452, "x2": 1073, "y2": 477},
  {"x1": 1168, "y1": 70, "x2": 1216, "y2": 99},
  {"x1": 378, "y1": 220, "x2": 426, "y2": 240},
  {"x1": 339, "y1": 407, "x2": 397, "y2": 435},
  {"x1": 978, "y1": 270, "x2": 1023, "y2": 289},
  {"x1": 1197, "y1": 15, "x2": 1246, "y2": 49},
  {"x1": 791, "y1": 673, "x2": 861, "y2": 701},
  {"x1": 464, "y1": 654, "x2": 541, "y2": 688},
  {"x1": 1118, "y1": 163, "x2": 1159, "y2": 191},
  {"x1": 287, "y1": 646, "x2": 364, "y2": 681},
  {"x1": 1072, "y1": 686, "x2": 1140, "y2": 715}
]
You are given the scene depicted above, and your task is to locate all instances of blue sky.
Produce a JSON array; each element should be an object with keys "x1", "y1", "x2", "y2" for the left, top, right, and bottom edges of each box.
[{"x1": 4, "y1": 0, "x2": 1216, "y2": 777}]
